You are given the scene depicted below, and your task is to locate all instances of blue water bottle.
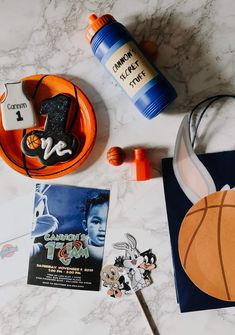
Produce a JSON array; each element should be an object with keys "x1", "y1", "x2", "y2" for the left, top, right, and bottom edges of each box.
[{"x1": 86, "y1": 14, "x2": 177, "y2": 119}]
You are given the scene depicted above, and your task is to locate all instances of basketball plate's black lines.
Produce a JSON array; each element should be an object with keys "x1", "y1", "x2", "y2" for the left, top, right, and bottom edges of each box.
[
  {"x1": 217, "y1": 191, "x2": 231, "y2": 300},
  {"x1": 183, "y1": 197, "x2": 208, "y2": 268},
  {"x1": 21, "y1": 129, "x2": 31, "y2": 177},
  {"x1": 20, "y1": 75, "x2": 49, "y2": 177},
  {"x1": 31, "y1": 75, "x2": 48, "y2": 99},
  {"x1": 0, "y1": 140, "x2": 47, "y2": 171},
  {"x1": 67, "y1": 84, "x2": 80, "y2": 133},
  {"x1": 186, "y1": 203, "x2": 235, "y2": 217}
]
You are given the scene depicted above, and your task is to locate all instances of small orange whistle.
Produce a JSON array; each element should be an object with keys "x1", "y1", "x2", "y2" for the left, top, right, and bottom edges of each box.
[{"x1": 133, "y1": 148, "x2": 150, "y2": 181}]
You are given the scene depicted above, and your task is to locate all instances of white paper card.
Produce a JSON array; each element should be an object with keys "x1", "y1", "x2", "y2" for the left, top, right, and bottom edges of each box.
[{"x1": 0, "y1": 234, "x2": 31, "y2": 286}]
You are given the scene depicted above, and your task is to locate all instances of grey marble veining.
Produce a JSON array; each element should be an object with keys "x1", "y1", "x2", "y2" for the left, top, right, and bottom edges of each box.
[{"x1": 1, "y1": 0, "x2": 235, "y2": 334}]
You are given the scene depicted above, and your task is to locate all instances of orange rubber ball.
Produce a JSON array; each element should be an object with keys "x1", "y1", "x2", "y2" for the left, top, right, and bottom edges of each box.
[{"x1": 106, "y1": 146, "x2": 125, "y2": 166}]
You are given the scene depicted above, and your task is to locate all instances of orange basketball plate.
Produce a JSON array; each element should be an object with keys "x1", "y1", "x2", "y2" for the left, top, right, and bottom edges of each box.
[{"x1": 0, "y1": 74, "x2": 97, "y2": 179}]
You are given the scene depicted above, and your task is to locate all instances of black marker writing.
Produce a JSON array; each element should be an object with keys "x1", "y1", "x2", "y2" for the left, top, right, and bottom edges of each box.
[
  {"x1": 129, "y1": 70, "x2": 146, "y2": 88},
  {"x1": 112, "y1": 48, "x2": 136, "y2": 73}
]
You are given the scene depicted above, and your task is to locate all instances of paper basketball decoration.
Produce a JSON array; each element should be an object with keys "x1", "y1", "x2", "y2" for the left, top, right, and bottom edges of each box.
[
  {"x1": 107, "y1": 146, "x2": 125, "y2": 166},
  {"x1": 178, "y1": 190, "x2": 235, "y2": 301},
  {"x1": 26, "y1": 134, "x2": 41, "y2": 149}
]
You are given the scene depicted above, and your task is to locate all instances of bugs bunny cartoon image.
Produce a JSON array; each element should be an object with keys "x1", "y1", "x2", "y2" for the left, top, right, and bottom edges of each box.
[
  {"x1": 113, "y1": 233, "x2": 146, "y2": 292},
  {"x1": 31, "y1": 185, "x2": 58, "y2": 257},
  {"x1": 173, "y1": 112, "x2": 235, "y2": 301}
]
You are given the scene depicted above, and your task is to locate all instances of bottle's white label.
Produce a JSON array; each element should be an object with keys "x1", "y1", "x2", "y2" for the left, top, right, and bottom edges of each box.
[{"x1": 105, "y1": 41, "x2": 158, "y2": 98}]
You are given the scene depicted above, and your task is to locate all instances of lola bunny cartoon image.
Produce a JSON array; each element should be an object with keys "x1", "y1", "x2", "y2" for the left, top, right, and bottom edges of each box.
[
  {"x1": 113, "y1": 233, "x2": 146, "y2": 291},
  {"x1": 173, "y1": 114, "x2": 235, "y2": 301}
]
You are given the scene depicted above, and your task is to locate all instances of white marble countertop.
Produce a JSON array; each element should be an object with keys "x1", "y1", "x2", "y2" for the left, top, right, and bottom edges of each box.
[{"x1": 1, "y1": 0, "x2": 235, "y2": 334}]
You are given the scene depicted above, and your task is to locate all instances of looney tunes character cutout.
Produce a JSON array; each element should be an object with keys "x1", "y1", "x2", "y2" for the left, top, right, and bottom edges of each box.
[
  {"x1": 100, "y1": 233, "x2": 157, "y2": 298},
  {"x1": 100, "y1": 265, "x2": 131, "y2": 298}
]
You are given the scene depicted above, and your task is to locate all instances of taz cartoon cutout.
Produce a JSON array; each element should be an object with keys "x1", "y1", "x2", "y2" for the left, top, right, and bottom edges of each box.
[
  {"x1": 22, "y1": 94, "x2": 78, "y2": 166},
  {"x1": 174, "y1": 114, "x2": 235, "y2": 301}
]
